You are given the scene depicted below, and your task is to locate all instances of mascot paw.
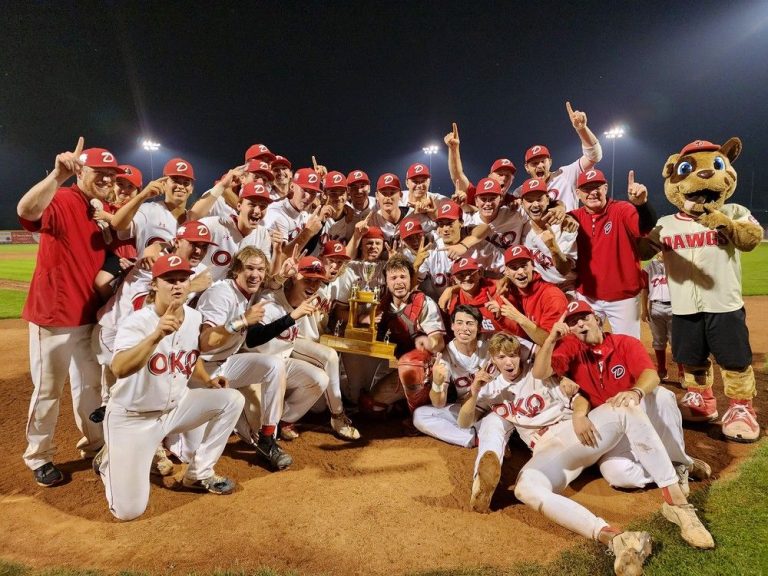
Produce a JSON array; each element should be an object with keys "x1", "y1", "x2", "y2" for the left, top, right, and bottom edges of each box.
[{"x1": 698, "y1": 209, "x2": 730, "y2": 230}]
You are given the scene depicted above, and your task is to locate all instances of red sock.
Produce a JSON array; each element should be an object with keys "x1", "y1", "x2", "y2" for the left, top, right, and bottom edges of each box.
[
  {"x1": 654, "y1": 349, "x2": 666, "y2": 373},
  {"x1": 661, "y1": 486, "x2": 674, "y2": 505},
  {"x1": 260, "y1": 425, "x2": 276, "y2": 437}
]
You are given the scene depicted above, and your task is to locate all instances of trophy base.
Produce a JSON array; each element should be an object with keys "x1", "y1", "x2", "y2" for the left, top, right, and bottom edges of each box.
[{"x1": 319, "y1": 335, "x2": 398, "y2": 367}]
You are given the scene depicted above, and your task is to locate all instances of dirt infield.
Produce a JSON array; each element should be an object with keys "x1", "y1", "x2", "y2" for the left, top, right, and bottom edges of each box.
[{"x1": 0, "y1": 299, "x2": 766, "y2": 576}]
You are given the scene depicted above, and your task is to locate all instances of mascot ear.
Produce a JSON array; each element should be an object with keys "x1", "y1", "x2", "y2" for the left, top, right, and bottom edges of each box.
[
  {"x1": 662, "y1": 154, "x2": 679, "y2": 179},
  {"x1": 720, "y1": 137, "x2": 742, "y2": 163}
]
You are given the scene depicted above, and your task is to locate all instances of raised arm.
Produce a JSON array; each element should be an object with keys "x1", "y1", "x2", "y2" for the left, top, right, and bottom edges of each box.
[
  {"x1": 17, "y1": 137, "x2": 84, "y2": 221},
  {"x1": 444, "y1": 123, "x2": 470, "y2": 193},
  {"x1": 531, "y1": 311, "x2": 569, "y2": 379},
  {"x1": 566, "y1": 102, "x2": 602, "y2": 170},
  {"x1": 110, "y1": 177, "x2": 167, "y2": 231}
]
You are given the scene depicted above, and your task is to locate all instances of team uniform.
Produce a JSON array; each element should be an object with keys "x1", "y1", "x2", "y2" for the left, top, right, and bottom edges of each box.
[
  {"x1": 521, "y1": 223, "x2": 578, "y2": 293},
  {"x1": 571, "y1": 200, "x2": 646, "y2": 337},
  {"x1": 20, "y1": 184, "x2": 106, "y2": 474},
  {"x1": 244, "y1": 289, "x2": 328, "y2": 424},
  {"x1": 263, "y1": 198, "x2": 309, "y2": 244},
  {"x1": 465, "y1": 206, "x2": 526, "y2": 271},
  {"x1": 96, "y1": 305, "x2": 243, "y2": 521},
  {"x1": 512, "y1": 158, "x2": 585, "y2": 213},
  {"x1": 412, "y1": 339, "x2": 490, "y2": 446},
  {"x1": 643, "y1": 258, "x2": 674, "y2": 352},
  {"x1": 124, "y1": 201, "x2": 182, "y2": 254},
  {"x1": 198, "y1": 215, "x2": 272, "y2": 283},
  {"x1": 417, "y1": 238, "x2": 497, "y2": 302},
  {"x1": 550, "y1": 333, "x2": 693, "y2": 488}
]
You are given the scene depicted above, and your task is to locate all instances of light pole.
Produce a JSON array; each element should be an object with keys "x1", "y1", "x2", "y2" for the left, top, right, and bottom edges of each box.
[
  {"x1": 142, "y1": 139, "x2": 161, "y2": 178},
  {"x1": 422, "y1": 144, "x2": 439, "y2": 173},
  {"x1": 603, "y1": 127, "x2": 624, "y2": 198}
]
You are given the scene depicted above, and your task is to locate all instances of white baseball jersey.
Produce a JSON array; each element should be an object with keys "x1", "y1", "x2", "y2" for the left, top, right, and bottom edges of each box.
[
  {"x1": 195, "y1": 279, "x2": 256, "y2": 362},
  {"x1": 476, "y1": 364, "x2": 571, "y2": 447},
  {"x1": 368, "y1": 210, "x2": 405, "y2": 242},
  {"x1": 246, "y1": 289, "x2": 325, "y2": 357},
  {"x1": 109, "y1": 305, "x2": 202, "y2": 413},
  {"x1": 263, "y1": 198, "x2": 309, "y2": 244},
  {"x1": 443, "y1": 339, "x2": 490, "y2": 400},
  {"x1": 643, "y1": 259, "x2": 671, "y2": 302},
  {"x1": 648, "y1": 205, "x2": 761, "y2": 314},
  {"x1": 465, "y1": 205, "x2": 528, "y2": 260},
  {"x1": 318, "y1": 266, "x2": 356, "y2": 306},
  {"x1": 522, "y1": 224, "x2": 578, "y2": 290},
  {"x1": 512, "y1": 158, "x2": 585, "y2": 213},
  {"x1": 417, "y1": 238, "x2": 498, "y2": 301},
  {"x1": 200, "y1": 190, "x2": 237, "y2": 220},
  {"x1": 320, "y1": 216, "x2": 356, "y2": 247},
  {"x1": 127, "y1": 201, "x2": 181, "y2": 253},
  {"x1": 197, "y1": 216, "x2": 272, "y2": 282}
]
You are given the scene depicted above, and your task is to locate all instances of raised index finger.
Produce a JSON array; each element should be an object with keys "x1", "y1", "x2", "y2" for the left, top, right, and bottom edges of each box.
[
  {"x1": 565, "y1": 101, "x2": 574, "y2": 116},
  {"x1": 558, "y1": 309, "x2": 568, "y2": 323},
  {"x1": 628, "y1": 170, "x2": 635, "y2": 187},
  {"x1": 312, "y1": 155, "x2": 319, "y2": 171},
  {"x1": 74, "y1": 136, "x2": 85, "y2": 156},
  {"x1": 452, "y1": 122, "x2": 458, "y2": 137}
]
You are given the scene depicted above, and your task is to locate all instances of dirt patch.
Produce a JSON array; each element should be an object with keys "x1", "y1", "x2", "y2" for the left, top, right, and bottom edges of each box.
[
  {"x1": 0, "y1": 252, "x2": 37, "y2": 260},
  {"x1": 0, "y1": 279, "x2": 29, "y2": 291},
  {"x1": 0, "y1": 298, "x2": 766, "y2": 576}
]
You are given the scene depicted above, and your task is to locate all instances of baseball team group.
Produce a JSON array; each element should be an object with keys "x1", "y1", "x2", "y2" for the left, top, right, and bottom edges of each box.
[{"x1": 16, "y1": 102, "x2": 760, "y2": 575}]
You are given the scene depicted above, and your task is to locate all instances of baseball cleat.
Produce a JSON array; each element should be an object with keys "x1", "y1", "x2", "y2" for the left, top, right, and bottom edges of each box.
[
  {"x1": 689, "y1": 457, "x2": 712, "y2": 481},
  {"x1": 721, "y1": 400, "x2": 760, "y2": 443},
  {"x1": 610, "y1": 531, "x2": 652, "y2": 576},
  {"x1": 678, "y1": 390, "x2": 718, "y2": 423},
  {"x1": 256, "y1": 434, "x2": 294, "y2": 471},
  {"x1": 182, "y1": 474, "x2": 235, "y2": 495},
  {"x1": 470, "y1": 451, "x2": 501, "y2": 513},
  {"x1": 661, "y1": 502, "x2": 715, "y2": 549},
  {"x1": 89, "y1": 405, "x2": 106, "y2": 423},
  {"x1": 279, "y1": 423, "x2": 300, "y2": 441},
  {"x1": 330, "y1": 412, "x2": 361, "y2": 441},
  {"x1": 151, "y1": 446, "x2": 174, "y2": 476},
  {"x1": 34, "y1": 462, "x2": 64, "y2": 487}
]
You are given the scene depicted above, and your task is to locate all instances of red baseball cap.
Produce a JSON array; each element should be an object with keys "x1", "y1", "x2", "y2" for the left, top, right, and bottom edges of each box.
[
  {"x1": 245, "y1": 143, "x2": 275, "y2": 163},
  {"x1": 79, "y1": 148, "x2": 124, "y2": 172},
  {"x1": 320, "y1": 240, "x2": 350, "y2": 260},
  {"x1": 525, "y1": 145, "x2": 551, "y2": 163},
  {"x1": 347, "y1": 170, "x2": 370, "y2": 185},
  {"x1": 451, "y1": 257, "x2": 480, "y2": 275},
  {"x1": 151, "y1": 254, "x2": 194, "y2": 279},
  {"x1": 564, "y1": 299, "x2": 594, "y2": 320},
  {"x1": 504, "y1": 245, "x2": 534, "y2": 265},
  {"x1": 406, "y1": 163, "x2": 430, "y2": 180},
  {"x1": 679, "y1": 140, "x2": 720, "y2": 156},
  {"x1": 475, "y1": 177, "x2": 503, "y2": 196},
  {"x1": 323, "y1": 171, "x2": 348, "y2": 190},
  {"x1": 520, "y1": 178, "x2": 549, "y2": 197},
  {"x1": 297, "y1": 256, "x2": 327, "y2": 279},
  {"x1": 239, "y1": 182, "x2": 273, "y2": 203},
  {"x1": 293, "y1": 168, "x2": 323, "y2": 193},
  {"x1": 271, "y1": 155, "x2": 292, "y2": 169},
  {"x1": 397, "y1": 217, "x2": 424, "y2": 240},
  {"x1": 377, "y1": 173, "x2": 401, "y2": 191},
  {"x1": 246, "y1": 160, "x2": 275, "y2": 182},
  {"x1": 176, "y1": 220, "x2": 217, "y2": 245},
  {"x1": 116, "y1": 164, "x2": 142, "y2": 188},
  {"x1": 490, "y1": 158, "x2": 517, "y2": 175},
  {"x1": 362, "y1": 226, "x2": 385, "y2": 240},
  {"x1": 163, "y1": 158, "x2": 195, "y2": 180},
  {"x1": 436, "y1": 200, "x2": 462, "y2": 221},
  {"x1": 577, "y1": 169, "x2": 607, "y2": 189}
]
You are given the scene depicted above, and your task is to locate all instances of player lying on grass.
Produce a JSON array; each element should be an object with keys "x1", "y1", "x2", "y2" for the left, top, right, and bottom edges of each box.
[{"x1": 459, "y1": 332, "x2": 714, "y2": 575}]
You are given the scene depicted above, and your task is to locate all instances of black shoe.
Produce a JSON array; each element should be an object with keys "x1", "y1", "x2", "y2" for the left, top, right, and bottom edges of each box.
[
  {"x1": 33, "y1": 462, "x2": 63, "y2": 487},
  {"x1": 256, "y1": 434, "x2": 293, "y2": 470},
  {"x1": 89, "y1": 406, "x2": 106, "y2": 423}
]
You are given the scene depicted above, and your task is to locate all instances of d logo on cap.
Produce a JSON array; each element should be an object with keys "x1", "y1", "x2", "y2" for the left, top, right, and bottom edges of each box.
[
  {"x1": 384, "y1": 175, "x2": 393, "y2": 184},
  {"x1": 512, "y1": 246, "x2": 522, "y2": 257},
  {"x1": 586, "y1": 170, "x2": 597, "y2": 181},
  {"x1": 101, "y1": 151, "x2": 114, "y2": 163},
  {"x1": 333, "y1": 174, "x2": 343, "y2": 184},
  {"x1": 176, "y1": 161, "x2": 189, "y2": 172},
  {"x1": 354, "y1": 171, "x2": 362, "y2": 178},
  {"x1": 568, "y1": 301, "x2": 579, "y2": 313},
  {"x1": 259, "y1": 145, "x2": 268, "y2": 152},
  {"x1": 483, "y1": 180, "x2": 494, "y2": 191},
  {"x1": 441, "y1": 204, "x2": 451, "y2": 214},
  {"x1": 531, "y1": 146, "x2": 541, "y2": 155},
  {"x1": 254, "y1": 184, "x2": 266, "y2": 193},
  {"x1": 334, "y1": 244, "x2": 343, "y2": 253},
  {"x1": 414, "y1": 165, "x2": 424, "y2": 174},
  {"x1": 405, "y1": 221, "x2": 414, "y2": 231},
  {"x1": 167, "y1": 255, "x2": 182, "y2": 267},
  {"x1": 124, "y1": 167, "x2": 133, "y2": 174},
  {"x1": 529, "y1": 179, "x2": 540, "y2": 188},
  {"x1": 458, "y1": 258, "x2": 468, "y2": 268},
  {"x1": 196, "y1": 224, "x2": 209, "y2": 236},
  {"x1": 502, "y1": 159, "x2": 510, "y2": 165},
  {"x1": 309, "y1": 174, "x2": 318, "y2": 184}
]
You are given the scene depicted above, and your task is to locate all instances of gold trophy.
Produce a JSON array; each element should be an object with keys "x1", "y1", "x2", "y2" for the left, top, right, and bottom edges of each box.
[{"x1": 319, "y1": 272, "x2": 397, "y2": 367}]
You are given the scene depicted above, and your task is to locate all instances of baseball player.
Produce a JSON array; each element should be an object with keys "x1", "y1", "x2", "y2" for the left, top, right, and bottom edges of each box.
[
  {"x1": 110, "y1": 158, "x2": 199, "y2": 258},
  {"x1": 570, "y1": 169, "x2": 657, "y2": 338},
  {"x1": 197, "y1": 182, "x2": 276, "y2": 284},
  {"x1": 243, "y1": 257, "x2": 331, "y2": 441},
  {"x1": 344, "y1": 225, "x2": 388, "y2": 294},
  {"x1": 17, "y1": 138, "x2": 115, "y2": 486},
  {"x1": 245, "y1": 143, "x2": 276, "y2": 164},
  {"x1": 412, "y1": 305, "x2": 491, "y2": 446},
  {"x1": 641, "y1": 253, "x2": 684, "y2": 385},
  {"x1": 533, "y1": 301, "x2": 710, "y2": 494},
  {"x1": 512, "y1": 102, "x2": 603, "y2": 212},
  {"x1": 365, "y1": 174, "x2": 409, "y2": 242},
  {"x1": 460, "y1": 333, "x2": 713, "y2": 570},
  {"x1": 271, "y1": 155, "x2": 293, "y2": 200},
  {"x1": 316, "y1": 240, "x2": 356, "y2": 334},
  {"x1": 518, "y1": 178, "x2": 578, "y2": 293},
  {"x1": 437, "y1": 257, "x2": 506, "y2": 335},
  {"x1": 401, "y1": 162, "x2": 441, "y2": 213},
  {"x1": 346, "y1": 170, "x2": 375, "y2": 220},
  {"x1": 94, "y1": 254, "x2": 244, "y2": 521},
  {"x1": 317, "y1": 171, "x2": 358, "y2": 248}
]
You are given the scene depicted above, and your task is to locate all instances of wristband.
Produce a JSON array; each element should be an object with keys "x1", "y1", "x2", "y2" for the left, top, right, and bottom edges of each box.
[
  {"x1": 582, "y1": 142, "x2": 603, "y2": 163},
  {"x1": 225, "y1": 315, "x2": 247, "y2": 334},
  {"x1": 210, "y1": 185, "x2": 224, "y2": 199},
  {"x1": 458, "y1": 239, "x2": 470, "y2": 249},
  {"x1": 431, "y1": 382, "x2": 445, "y2": 394},
  {"x1": 630, "y1": 387, "x2": 645, "y2": 400}
]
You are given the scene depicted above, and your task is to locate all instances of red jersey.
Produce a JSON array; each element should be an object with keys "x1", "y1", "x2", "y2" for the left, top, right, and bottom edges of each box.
[
  {"x1": 571, "y1": 200, "x2": 644, "y2": 301},
  {"x1": 550, "y1": 333, "x2": 654, "y2": 407},
  {"x1": 20, "y1": 185, "x2": 107, "y2": 326},
  {"x1": 494, "y1": 273, "x2": 568, "y2": 335},
  {"x1": 105, "y1": 202, "x2": 137, "y2": 260},
  {"x1": 447, "y1": 278, "x2": 505, "y2": 333}
]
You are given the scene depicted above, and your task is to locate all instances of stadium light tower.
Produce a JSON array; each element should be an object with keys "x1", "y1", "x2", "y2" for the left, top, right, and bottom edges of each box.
[
  {"x1": 422, "y1": 144, "x2": 439, "y2": 173},
  {"x1": 142, "y1": 139, "x2": 161, "y2": 178},
  {"x1": 603, "y1": 127, "x2": 625, "y2": 198}
]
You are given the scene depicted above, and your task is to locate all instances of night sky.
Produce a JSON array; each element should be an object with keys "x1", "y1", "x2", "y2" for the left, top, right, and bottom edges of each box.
[{"x1": 2, "y1": 0, "x2": 767, "y2": 229}]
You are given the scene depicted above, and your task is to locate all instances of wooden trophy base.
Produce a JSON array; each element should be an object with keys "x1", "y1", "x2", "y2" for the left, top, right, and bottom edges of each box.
[{"x1": 319, "y1": 332, "x2": 397, "y2": 367}]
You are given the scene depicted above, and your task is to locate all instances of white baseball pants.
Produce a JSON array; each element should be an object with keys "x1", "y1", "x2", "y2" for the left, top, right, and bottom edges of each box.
[
  {"x1": 292, "y1": 338, "x2": 344, "y2": 415},
  {"x1": 514, "y1": 403, "x2": 678, "y2": 541},
  {"x1": 24, "y1": 323, "x2": 104, "y2": 470},
  {"x1": 413, "y1": 403, "x2": 477, "y2": 447},
  {"x1": 98, "y1": 387, "x2": 244, "y2": 521},
  {"x1": 577, "y1": 293, "x2": 641, "y2": 338},
  {"x1": 473, "y1": 411, "x2": 516, "y2": 476},
  {"x1": 281, "y1": 356, "x2": 328, "y2": 423}
]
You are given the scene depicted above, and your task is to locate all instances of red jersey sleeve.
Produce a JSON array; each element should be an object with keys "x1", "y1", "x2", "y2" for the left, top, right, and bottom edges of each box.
[
  {"x1": 619, "y1": 201, "x2": 641, "y2": 238},
  {"x1": 536, "y1": 286, "x2": 568, "y2": 331},
  {"x1": 551, "y1": 335, "x2": 581, "y2": 376},
  {"x1": 621, "y1": 336, "x2": 655, "y2": 379}
]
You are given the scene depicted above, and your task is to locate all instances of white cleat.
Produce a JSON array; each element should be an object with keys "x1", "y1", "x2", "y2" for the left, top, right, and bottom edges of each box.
[{"x1": 610, "y1": 531, "x2": 652, "y2": 576}]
